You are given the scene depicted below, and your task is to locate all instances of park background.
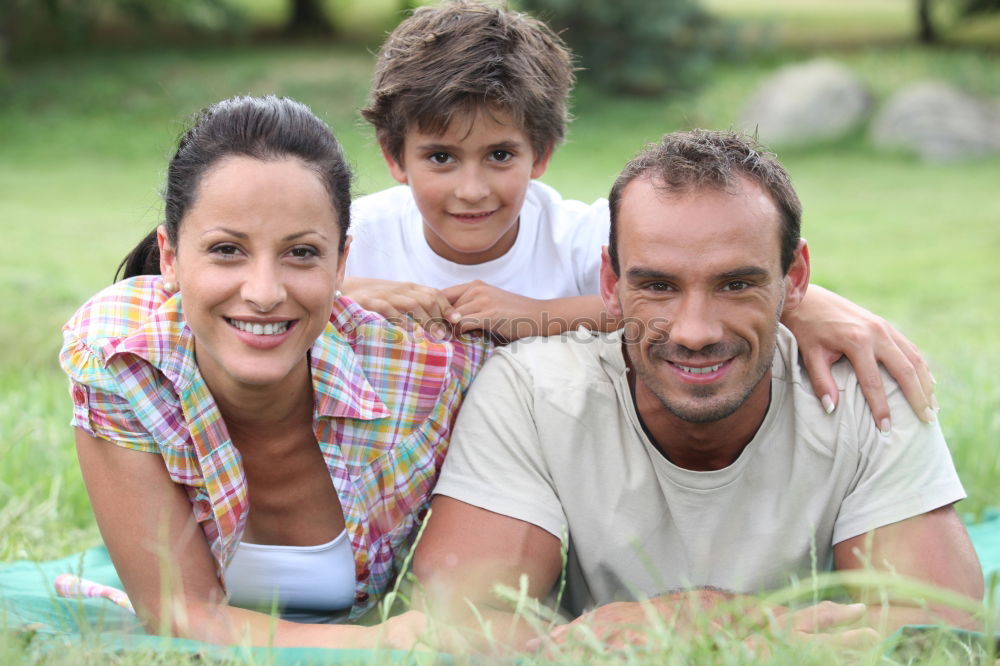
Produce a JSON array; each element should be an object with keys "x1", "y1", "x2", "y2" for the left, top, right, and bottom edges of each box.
[{"x1": 1, "y1": 0, "x2": 999, "y2": 662}]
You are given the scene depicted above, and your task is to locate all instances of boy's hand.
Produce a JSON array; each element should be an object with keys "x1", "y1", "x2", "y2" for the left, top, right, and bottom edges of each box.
[
  {"x1": 441, "y1": 281, "x2": 546, "y2": 341},
  {"x1": 340, "y1": 277, "x2": 459, "y2": 338},
  {"x1": 782, "y1": 285, "x2": 936, "y2": 430}
]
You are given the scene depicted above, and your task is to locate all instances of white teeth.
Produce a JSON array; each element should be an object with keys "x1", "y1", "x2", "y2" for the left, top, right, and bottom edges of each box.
[
  {"x1": 228, "y1": 318, "x2": 289, "y2": 336},
  {"x1": 676, "y1": 362, "x2": 723, "y2": 375}
]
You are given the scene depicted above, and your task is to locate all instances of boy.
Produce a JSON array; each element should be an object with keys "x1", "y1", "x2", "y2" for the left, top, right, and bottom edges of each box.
[
  {"x1": 343, "y1": 0, "x2": 935, "y2": 425},
  {"x1": 344, "y1": 0, "x2": 604, "y2": 341}
]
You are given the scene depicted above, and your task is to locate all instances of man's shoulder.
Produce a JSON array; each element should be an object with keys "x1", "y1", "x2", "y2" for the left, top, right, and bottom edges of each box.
[
  {"x1": 491, "y1": 328, "x2": 622, "y2": 389},
  {"x1": 771, "y1": 325, "x2": 916, "y2": 440}
]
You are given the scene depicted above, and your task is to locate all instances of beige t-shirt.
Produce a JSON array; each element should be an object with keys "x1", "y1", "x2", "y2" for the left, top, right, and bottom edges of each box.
[{"x1": 434, "y1": 326, "x2": 965, "y2": 616}]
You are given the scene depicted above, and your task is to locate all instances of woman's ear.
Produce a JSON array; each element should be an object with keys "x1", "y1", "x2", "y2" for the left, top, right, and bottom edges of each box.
[{"x1": 157, "y1": 225, "x2": 177, "y2": 284}]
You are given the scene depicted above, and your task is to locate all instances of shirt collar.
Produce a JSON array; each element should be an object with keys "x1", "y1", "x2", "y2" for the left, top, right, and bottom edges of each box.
[{"x1": 107, "y1": 287, "x2": 389, "y2": 422}]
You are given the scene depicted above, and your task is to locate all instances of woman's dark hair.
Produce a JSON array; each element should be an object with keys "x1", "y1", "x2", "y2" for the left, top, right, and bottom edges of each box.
[{"x1": 116, "y1": 95, "x2": 352, "y2": 281}]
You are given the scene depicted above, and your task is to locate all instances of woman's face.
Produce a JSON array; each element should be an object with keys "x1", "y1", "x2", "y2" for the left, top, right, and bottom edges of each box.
[{"x1": 159, "y1": 155, "x2": 346, "y2": 397}]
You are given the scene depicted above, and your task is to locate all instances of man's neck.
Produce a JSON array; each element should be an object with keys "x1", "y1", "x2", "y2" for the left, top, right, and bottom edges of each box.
[{"x1": 629, "y1": 370, "x2": 772, "y2": 472}]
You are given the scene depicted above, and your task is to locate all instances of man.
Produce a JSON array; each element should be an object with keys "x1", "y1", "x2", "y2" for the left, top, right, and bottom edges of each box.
[{"x1": 411, "y1": 130, "x2": 983, "y2": 649}]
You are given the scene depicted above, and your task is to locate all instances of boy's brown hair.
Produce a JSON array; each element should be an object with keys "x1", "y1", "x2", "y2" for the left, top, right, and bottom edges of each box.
[{"x1": 362, "y1": 0, "x2": 574, "y2": 163}]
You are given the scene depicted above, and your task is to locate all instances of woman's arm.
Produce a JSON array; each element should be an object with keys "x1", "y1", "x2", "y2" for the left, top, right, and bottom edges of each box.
[
  {"x1": 74, "y1": 427, "x2": 427, "y2": 648},
  {"x1": 781, "y1": 285, "x2": 936, "y2": 430}
]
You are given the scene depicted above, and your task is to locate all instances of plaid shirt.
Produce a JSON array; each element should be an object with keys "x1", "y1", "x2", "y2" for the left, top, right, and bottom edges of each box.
[{"x1": 60, "y1": 275, "x2": 490, "y2": 619}]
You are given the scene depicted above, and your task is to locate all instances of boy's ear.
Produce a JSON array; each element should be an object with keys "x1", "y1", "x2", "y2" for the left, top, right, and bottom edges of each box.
[
  {"x1": 530, "y1": 149, "x2": 553, "y2": 180},
  {"x1": 380, "y1": 144, "x2": 408, "y2": 184}
]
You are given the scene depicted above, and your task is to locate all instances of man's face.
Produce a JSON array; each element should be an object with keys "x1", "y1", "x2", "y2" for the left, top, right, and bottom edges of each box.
[{"x1": 601, "y1": 176, "x2": 807, "y2": 424}]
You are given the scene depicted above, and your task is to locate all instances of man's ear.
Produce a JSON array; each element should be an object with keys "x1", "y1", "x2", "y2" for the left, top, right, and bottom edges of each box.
[
  {"x1": 782, "y1": 239, "x2": 811, "y2": 312},
  {"x1": 157, "y1": 225, "x2": 177, "y2": 283},
  {"x1": 380, "y1": 144, "x2": 408, "y2": 184},
  {"x1": 600, "y1": 246, "x2": 623, "y2": 318},
  {"x1": 530, "y1": 148, "x2": 553, "y2": 180}
]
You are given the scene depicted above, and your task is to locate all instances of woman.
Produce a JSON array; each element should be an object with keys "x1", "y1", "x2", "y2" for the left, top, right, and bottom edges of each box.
[
  {"x1": 59, "y1": 95, "x2": 932, "y2": 649},
  {"x1": 60, "y1": 95, "x2": 487, "y2": 647}
]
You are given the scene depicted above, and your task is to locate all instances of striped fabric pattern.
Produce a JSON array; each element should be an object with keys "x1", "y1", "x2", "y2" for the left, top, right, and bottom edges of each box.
[{"x1": 60, "y1": 275, "x2": 490, "y2": 619}]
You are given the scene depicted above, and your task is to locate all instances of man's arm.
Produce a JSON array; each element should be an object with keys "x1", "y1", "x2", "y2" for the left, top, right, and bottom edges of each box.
[
  {"x1": 834, "y1": 504, "x2": 984, "y2": 631},
  {"x1": 412, "y1": 496, "x2": 564, "y2": 650}
]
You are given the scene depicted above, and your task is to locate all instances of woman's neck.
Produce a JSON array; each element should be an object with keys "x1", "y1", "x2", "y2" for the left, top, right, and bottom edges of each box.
[{"x1": 201, "y1": 360, "x2": 315, "y2": 439}]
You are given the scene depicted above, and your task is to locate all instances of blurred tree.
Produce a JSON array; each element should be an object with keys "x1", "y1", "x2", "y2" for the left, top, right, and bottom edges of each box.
[
  {"x1": 917, "y1": 0, "x2": 938, "y2": 42},
  {"x1": 916, "y1": 0, "x2": 1000, "y2": 43},
  {"x1": 0, "y1": 0, "x2": 241, "y2": 59},
  {"x1": 286, "y1": 0, "x2": 335, "y2": 35},
  {"x1": 516, "y1": 0, "x2": 723, "y2": 97}
]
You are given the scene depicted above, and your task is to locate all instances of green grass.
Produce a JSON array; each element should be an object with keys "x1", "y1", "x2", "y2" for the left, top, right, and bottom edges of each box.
[{"x1": 1, "y1": 5, "x2": 999, "y2": 662}]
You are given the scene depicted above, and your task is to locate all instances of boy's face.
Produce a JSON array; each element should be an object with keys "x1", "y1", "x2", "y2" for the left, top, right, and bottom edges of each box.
[{"x1": 383, "y1": 108, "x2": 551, "y2": 265}]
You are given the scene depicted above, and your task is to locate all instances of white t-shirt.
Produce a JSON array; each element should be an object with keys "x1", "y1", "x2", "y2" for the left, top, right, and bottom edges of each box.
[
  {"x1": 346, "y1": 181, "x2": 610, "y2": 298},
  {"x1": 434, "y1": 326, "x2": 966, "y2": 616}
]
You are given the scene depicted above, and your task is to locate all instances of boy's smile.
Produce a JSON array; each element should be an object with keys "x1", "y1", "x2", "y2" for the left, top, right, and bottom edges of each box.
[{"x1": 384, "y1": 107, "x2": 551, "y2": 265}]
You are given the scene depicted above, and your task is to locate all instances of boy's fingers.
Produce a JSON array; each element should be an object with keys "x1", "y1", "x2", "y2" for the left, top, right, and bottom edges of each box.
[{"x1": 440, "y1": 283, "x2": 470, "y2": 304}]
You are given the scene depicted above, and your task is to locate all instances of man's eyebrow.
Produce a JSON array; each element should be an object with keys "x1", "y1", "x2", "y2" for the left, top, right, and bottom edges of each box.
[
  {"x1": 719, "y1": 266, "x2": 770, "y2": 281},
  {"x1": 624, "y1": 266, "x2": 771, "y2": 281},
  {"x1": 625, "y1": 267, "x2": 677, "y2": 281}
]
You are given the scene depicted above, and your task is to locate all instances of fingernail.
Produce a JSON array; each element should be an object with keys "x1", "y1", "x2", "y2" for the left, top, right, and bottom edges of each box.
[
  {"x1": 525, "y1": 638, "x2": 540, "y2": 651},
  {"x1": 930, "y1": 395, "x2": 940, "y2": 412},
  {"x1": 430, "y1": 325, "x2": 445, "y2": 339},
  {"x1": 930, "y1": 372, "x2": 937, "y2": 385},
  {"x1": 922, "y1": 407, "x2": 936, "y2": 423},
  {"x1": 821, "y1": 394, "x2": 835, "y2": 415},
  {"x1": 879, "y1": 418, "x2": 891, "y2": 436},
  {"x1": 449, "y1": 312, "x2": 461, "y2": 323},
  {"x1": 849, "y1": 602, "x2": 866, "y2": 611}
]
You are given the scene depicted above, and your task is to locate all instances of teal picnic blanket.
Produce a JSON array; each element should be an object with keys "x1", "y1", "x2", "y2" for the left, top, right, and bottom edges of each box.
[
  {"x1": 0, "y1": 547, "x2": 424, "y2": 663},
  {"x1": 3, "y1": 510, "x2": 1000, "y2": 660}
]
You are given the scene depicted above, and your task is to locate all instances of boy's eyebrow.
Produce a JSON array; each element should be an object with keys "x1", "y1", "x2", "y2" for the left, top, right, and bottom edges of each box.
[{"x1": 414, "y1": 139, "x2": 526, "y2": 152}]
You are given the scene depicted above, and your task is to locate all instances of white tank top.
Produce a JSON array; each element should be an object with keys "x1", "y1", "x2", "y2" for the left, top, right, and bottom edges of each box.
[{"x1": 225, "y1": 529, "x2": 356, "y2": 623}]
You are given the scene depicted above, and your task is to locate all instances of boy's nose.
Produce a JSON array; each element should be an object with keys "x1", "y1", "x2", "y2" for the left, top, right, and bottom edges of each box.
[{"x1": 454, "y1": 167, "x2": 490, "y2": 203}]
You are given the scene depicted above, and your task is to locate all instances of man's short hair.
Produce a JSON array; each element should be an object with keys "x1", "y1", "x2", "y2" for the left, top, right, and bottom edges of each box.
[
  {"x1": 361, "y1": 0, "x2": 574, "y2": 163},
  {"x1": 608, "y1": 130, "x2": 803, "y2": 275}
]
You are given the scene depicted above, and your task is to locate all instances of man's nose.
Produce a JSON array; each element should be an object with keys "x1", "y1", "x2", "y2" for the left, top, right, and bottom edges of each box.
[{"x1": 668, "y1": 294, "x2": 724, "y2": 352}]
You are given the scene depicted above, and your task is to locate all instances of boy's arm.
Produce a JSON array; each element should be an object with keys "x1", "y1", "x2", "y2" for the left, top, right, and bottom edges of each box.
[
  {"x1": 340, "y1": 276, "x2": 459, "y2": 337},
  {"x1": 441, "y1": 282, "x2": 615, "y2": 341}
]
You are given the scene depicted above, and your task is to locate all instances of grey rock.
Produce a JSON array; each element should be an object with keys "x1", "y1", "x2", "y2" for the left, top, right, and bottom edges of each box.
[
  {"x1": 739, "y1": 59, "x2": 873, "y2": 147},
  {"x1": 870, "y1": 81, "x2": 1000, "y2": 162}
]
